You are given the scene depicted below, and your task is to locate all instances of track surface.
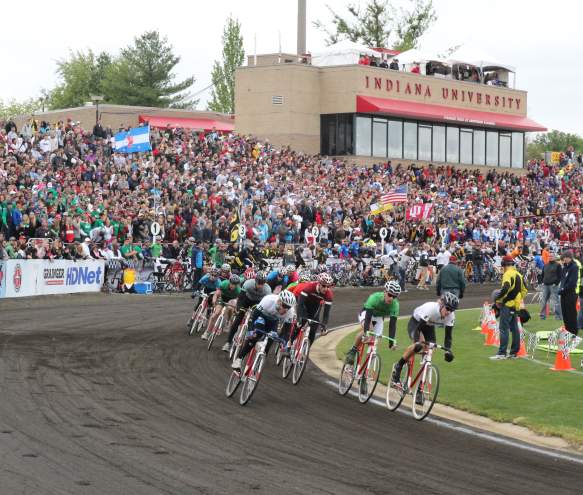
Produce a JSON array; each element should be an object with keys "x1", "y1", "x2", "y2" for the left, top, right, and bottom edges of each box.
[{"x1": 0, "y1": 287, "x2": 581, "y2": 494}]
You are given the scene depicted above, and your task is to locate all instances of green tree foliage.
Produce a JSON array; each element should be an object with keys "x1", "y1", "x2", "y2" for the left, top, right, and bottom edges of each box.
[
  {"x1": 314, "y1": 0, "x2": 436, "y2": 50},
  {"x1": 0, "y1": 97, "x2": 43, "y2": 119},
  {"x1": 102, "y1": 31, "x2": 196, "y2": 108},
  {"x1": 208, "y1": 16, "x2": 245, "y2": 114},
  {"x1": 526, "y1": 130, "x2": 583, "y2": 160},
  {"x1": 49, "y1": 50, "x2": 111, "y2": 109}
]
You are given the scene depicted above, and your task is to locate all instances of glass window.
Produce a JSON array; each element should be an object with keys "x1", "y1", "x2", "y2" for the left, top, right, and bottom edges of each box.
[
  {"x1": 511, "y1": 132, "x2": 524, "y2": 168},
  {"x1": 403, "y1": 122, "x2": 417, "y2": 160},
  {"x1": 446, "y1": 126, "x2": 459, "y2": 163},
  {"x1": 388, "y1": 120, "x2": 403, "y2": 159},
  {"x1": 486, "y1": 131, "x2": 499, "y2": 166},
  {"x1": 372, "y1": 119, "x2": 387, "y2": 157},
  {"x1": 432, "y1": 125, "x2": 445, "y2": 162},
  {"x1": 355, "y1": 116, "x2": 372, "y2": 156},
  {"x1": 418, "y1": 125, "x2": 432, "y2": 161},
  {"x1": 460, "y1": 129, "x2": 473, "y2": 165},
  {"x1": 499, "y1": 133, "x2": 511, "y2": 167},
  {"x1": 473, "y1": 130, "x2": 485, "y2": 165}
]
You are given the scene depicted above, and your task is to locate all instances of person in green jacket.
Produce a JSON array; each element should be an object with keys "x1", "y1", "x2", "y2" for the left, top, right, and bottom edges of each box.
[{"x1": 436, "y1": 256, "x2": 466, "y2": 298}]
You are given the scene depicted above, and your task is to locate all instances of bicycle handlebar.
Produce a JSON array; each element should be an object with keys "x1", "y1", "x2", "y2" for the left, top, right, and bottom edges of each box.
[
  {"x1": 364, "y1": 331, "x2": 396, "y2": 344},
  {"x1": 246, "y1": 328, "x2": 287, "y2": 345}
]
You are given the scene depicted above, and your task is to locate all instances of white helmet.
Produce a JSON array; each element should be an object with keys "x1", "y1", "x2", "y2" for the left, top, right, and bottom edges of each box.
[
  {"x1": 384, "y1": 280, "x2": 402, "y2": 296},
  {"x1": 278, "y1": 290, "x2": 296, "y2": 308}
]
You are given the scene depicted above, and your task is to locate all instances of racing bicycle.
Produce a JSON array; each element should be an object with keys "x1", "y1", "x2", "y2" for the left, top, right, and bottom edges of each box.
[
  {"x1": 225, "y1": 329, "x2": 287, "y2": 406},
  {"x1": 187, "y1": 291, "x2": 211, "y2": 336},
  {"x1": 386, "y1": 342, "x2": 445, "y2": 421},
  {"x1": 338, "y1": 332, "x2": 393, "y2": 404},
  {"x1": 206, "y1": 302, "x2": 232, "y2": 351},
  {"x1": 282, "y1": 318, "x2": 323, "y2": 385},
  {"x1": 229, "y1": 306, "x2": 256, "y2": 361}
]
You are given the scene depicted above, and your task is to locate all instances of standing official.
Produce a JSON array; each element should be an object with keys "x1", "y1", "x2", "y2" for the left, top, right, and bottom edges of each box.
[{"x1": 559, "y1": 250, "x2": 580, "y2": 335}]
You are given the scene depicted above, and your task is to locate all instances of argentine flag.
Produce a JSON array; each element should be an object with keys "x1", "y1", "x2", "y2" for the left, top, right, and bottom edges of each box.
[{"x1": 114, "y1": 125, "x2": 152, "y2": 153}]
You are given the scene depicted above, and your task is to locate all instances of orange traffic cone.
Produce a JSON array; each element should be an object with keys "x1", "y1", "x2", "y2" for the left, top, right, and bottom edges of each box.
[
  {"x1": 484, "y1": 323, "x2": 497, "y2": 346},
  {"x1": 550, "y1": 331, "x2": 575, "y2": 371},
  {"x1": 516, "y1": 339, "x2": 528, "y2": 357}
]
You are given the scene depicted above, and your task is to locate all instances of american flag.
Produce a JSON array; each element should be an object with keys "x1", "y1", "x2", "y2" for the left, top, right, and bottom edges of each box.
[{"x1": 381, "y1": 184, "x2": 408, "y2": 204}]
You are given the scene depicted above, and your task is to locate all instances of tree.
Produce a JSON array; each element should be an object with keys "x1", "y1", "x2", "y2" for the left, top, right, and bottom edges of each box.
[
  {"x1": 48, "y1": 50, "x2": 112, "y2": 109},
  {"x1": 526, "y1": 130, "x2": 583, "y2": 160},
  {"x1": 314, "y1": 0, "x2": 436, "y2": 50},
  {"x1": 102, "y1": 31, "x2": 196, "y2": 108},
  {"x1": 0, "y1": 97, "x2": 43, "y2": 120},
  {"x1": 208, "y1": 16, "x2": 245, "y2": 114}
]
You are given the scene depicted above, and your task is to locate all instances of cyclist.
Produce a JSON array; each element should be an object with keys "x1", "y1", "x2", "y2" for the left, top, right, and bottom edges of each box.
[
  {"x1": 191, "y1": 267, "x2": 221, "y2": 315},
  {"x1": 345, "y1": 280, "x2": 401, "y2": 365},
  {"x1": 289, "y1": 272, "x2": 334, "y2": 347},
  {"x1": 223, "y1": 271, "x2": 272, "y2": 352},
  {"x1": 266, "y1": 265, "x2": 292, "y2": 293},
  {"x1": 286, "y1": 269, "x2": 312, "y2": 290},
  {"x1": 231, "y1": 290, "x2": 296, "y2": 370},
  {"x1": 391, "y1": 292, "x2": 457, "y2": 401},
  {"x1": 201, "y1": 274, "x2": 241, "y2": 340},
  {"x1": 219, "y1": 263, "x2": 232, "y2": 281}
]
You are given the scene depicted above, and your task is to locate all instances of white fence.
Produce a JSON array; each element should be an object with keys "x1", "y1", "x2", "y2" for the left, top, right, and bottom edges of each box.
[{"x1": 0, "y1": 260, "x2": 105, "y2": 298}]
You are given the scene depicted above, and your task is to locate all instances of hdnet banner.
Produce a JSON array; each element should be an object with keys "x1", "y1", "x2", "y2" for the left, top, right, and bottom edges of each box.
[
  {"x1": 0, "y1": 260, "x2": 105, "y2": 298},
  {"x1": 114, "y1": 125, "x2": 151, "y2": 153}
]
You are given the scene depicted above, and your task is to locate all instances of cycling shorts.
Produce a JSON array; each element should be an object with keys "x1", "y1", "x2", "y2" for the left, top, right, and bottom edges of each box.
[
  {"x1": 358, "y1": 310, "x2": 384, "y2": 336},
  {"x1": 407, "y1": 316, "x2": 436, "y2": 343}
]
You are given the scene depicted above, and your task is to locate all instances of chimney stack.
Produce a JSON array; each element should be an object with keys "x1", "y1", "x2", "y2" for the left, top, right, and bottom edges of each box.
[{"x1": 297, "y1": 0, "x2": 306, "y2": 55}]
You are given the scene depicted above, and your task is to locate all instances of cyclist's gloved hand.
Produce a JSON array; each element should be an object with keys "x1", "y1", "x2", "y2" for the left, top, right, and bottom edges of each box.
[
  {"x1": 268, "y1": 330, "x2": 279, "y2": 340},
  {"x1": 320, "y1": 325, "x2": 328, "y2": 335},
  {"x1": 444, "y1": 350, "x2": 454, "y2": 362}
]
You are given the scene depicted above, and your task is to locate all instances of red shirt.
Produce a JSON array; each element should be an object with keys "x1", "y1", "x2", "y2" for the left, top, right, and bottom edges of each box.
[{"x1": 291, "y1": 281, "x2": 333, "y2": 306}]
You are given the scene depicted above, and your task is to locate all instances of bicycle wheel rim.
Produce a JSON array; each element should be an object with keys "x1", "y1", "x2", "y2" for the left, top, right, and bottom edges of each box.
[
  {"x1": 386, "y1": 362, "x2": 409, "y2": 411},
  {"x1": 207, "y1": 315, "x2": 223, "y2": 350},
  {"x1": 292, "y1": 339, "x2": 310, "y2": 385},
  {"x1": 282, "y1": 356, "x2": 292, "y2": 378},
  {"x1": 412, "y1": 365, "x2": 440, "y2": 421},
  {"x1": 225, "y1": 370, "x2": 241, "y2": 397},
  {"x1": 239, "y1": 354, "x2": 264, "y2": 406},
  {"x1": 358, "y1": 353, "x2": 380, "y2": 404},
  {"x1": 275, "y1": 345, "x2": 283, "y2": 366},
  {"x1": 338, "y1": 353, "x2": 357, "y2": 396}
]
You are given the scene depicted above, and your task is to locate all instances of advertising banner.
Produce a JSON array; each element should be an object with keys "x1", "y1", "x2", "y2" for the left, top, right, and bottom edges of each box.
[{"x1": 405, "y1": 203, "x2": 434, "y2": 221}]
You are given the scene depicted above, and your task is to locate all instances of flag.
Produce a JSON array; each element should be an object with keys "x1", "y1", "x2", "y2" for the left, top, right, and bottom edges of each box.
[
  {"x1": 114, "y1": 125, "x2": 152, "y2": 153},
  {"x1": 406, "y1": 203, "x2": 434, "y2": 221},
  {"x1": 370, "y1": 203, "x2": 393, "y2": 216},
  {"x1": 381, "y1": 184, "x2": 408, "y2": 204},
  {"x1": 229, "y1": 210, "x2": 240, "y2": 242}
]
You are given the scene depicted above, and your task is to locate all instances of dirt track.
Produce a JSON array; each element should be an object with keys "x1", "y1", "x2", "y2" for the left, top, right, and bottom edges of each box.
[{"x1": 0, "y1": 287, "x2": 581, "y2": 494}]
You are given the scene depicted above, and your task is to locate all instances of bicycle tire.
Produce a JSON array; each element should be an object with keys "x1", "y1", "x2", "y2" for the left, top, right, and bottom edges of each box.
[
  {"x1": 207, "y1": 313, "x2": 223, "y2": 351},
  {"x1": 386, "y1": 361, "x2": 410, "y2": 411},
  {"x1": 338, "y1": 352, "x2": 358, "y2": 396},
  {"x1": 274, "y1": 344, "x2": 283, "y2": 366},
  {"x1": 239, "y1": 353, "x2": 264, "y2": 406},
  {"x1": 291, "y1": 338, "x2": 310, "y2": 385},
  {"x1": 358, "y1": 353, "x2": 380, "y2": 404},
  {"x1": 188, "y1": 304, "x2": 204, "y2": 335},
  {"x1": 282, "y1": 355, "x2": 292, "y2": 379},
  {"x1": 225, "y1": 369, "x2": 242, "y2": 397},
  {"x1": 411, "y1": 364, "x2": 440, "y2": 421},
  {"x1": 230, "y1": 323, "x2": 246, "y2": 361}
]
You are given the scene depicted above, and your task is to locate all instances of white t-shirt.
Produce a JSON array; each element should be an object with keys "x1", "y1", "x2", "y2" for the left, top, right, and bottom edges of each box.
[
  {"x1": 256, "y1": 294, "x2": 295, "y2": 323},
  {"x1": 413, "y1": 302, "x2": 455, "y2": 327},
  {"x1": 436, "y1": 250, "x2": 451, "y2": 266}
]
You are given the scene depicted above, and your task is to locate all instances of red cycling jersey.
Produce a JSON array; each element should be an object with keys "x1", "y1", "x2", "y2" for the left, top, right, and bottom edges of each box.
[{"x1": 291, "y1": 281, "x2": 333, "y2": 306}]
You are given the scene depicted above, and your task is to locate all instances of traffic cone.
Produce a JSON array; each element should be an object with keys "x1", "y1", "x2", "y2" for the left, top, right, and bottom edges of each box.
[
  {"x1": 484, "y1": 323, "x2": 497, "y2": 346},
  {"x1": 550, "y1": 331, "x2": 575, "y2": 371},
  {"x1": 516, "y1": 339, "x2": 528, "y2": 357}
]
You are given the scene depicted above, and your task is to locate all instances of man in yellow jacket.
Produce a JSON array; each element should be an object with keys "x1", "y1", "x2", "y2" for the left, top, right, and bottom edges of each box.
[{"x1": 491, "y1": 255, "x2": 528, "y2": 360}]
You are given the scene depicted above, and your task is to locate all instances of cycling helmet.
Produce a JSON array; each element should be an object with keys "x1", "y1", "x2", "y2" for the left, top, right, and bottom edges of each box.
[
  {"x1": 210, "y1": 267, "x2": 220, "y2": 277},
  {"x1": 221, "y1": 263, "x2": 231, "y2": 272},
  {"x1": 255, "y1": 271, "x2": 267, "y2": 283},
  {"x1": 318, "y1": 272, "x2": 334, "y2": 287},
  {"x1": 299, "y1": 270, "x2": 311, "y2": 282},
  {"x1": 278, "y1": 290, "x2": 296, "y2": 308},
  {"x1": 229, "y1": 274, "x2": 241, "y2": 285},
  {"x1": 244, "y1": 267, "x2": 256, "y2": 280},
  {"x1": 384, "y1": 280, "x2": 402, "y2": 296},
  {"x1": 442, "y1": 292, "x2": 459, "y2": 311}
]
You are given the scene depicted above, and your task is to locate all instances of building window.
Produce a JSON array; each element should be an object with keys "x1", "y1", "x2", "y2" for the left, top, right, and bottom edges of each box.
[
  {"x1": 355, "y1": 116, "x2": 372, "y2": 156},
  {"x1": 403, "y1": 122, "x2": 417, "y2": 160},
  {"x1": 511, "y1": 132, "x2": 524, "y2": 168},
  {"x1": 473, "y1": 130, "x2": 485, "y2": 165},
  {"x1": 486, "y1": 131, "x2": 499, "y2": 166},
  {"x1": 460, "y1": 129, "x2": 473, "y2": 165},
  {"x1": 499, "y1": 133, "x2": 511, "y2": 167},
  {"x1": 372, "y1": 118, "x2": 388, "y2": 157},
  {"x1": 388, "y1": 120, "x2": 403, "y2": 159},
  {"x1": 446, "y1": 126, "x2": 459, "y2": 163},
  {"x1": 432, "y1": 125, "x2": 445, "y2": 162},
  {"x1": 418, "y1": 124, "x2": 432, "y2": 161}
]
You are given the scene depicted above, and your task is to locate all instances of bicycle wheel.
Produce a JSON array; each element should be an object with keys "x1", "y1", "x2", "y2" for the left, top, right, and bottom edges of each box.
[
  {"x1": 275, "y1": 344, "x2": 284, "y2": 367},
  {"x1": 225, "y1": 368, "x2": 242, "y2": 397},
  {"x1": 386, "y1": 361, "x2": 410, "y2": 411},
  {"x1": 188, "y1": 304, "x2": 203, "y2": 335},
  {"x1": 230, "y1": 323, "x2": 246, "y2": 361},
  {"x1": 358, "y1": 353, "x2": 380, "y2": 404},
  {"x1": 412, "y1": 364, "x2": 440, "y2": 421},
  {"x1": 338, "y1": 352, "x2": 358, "y2": 396},
  {"x1": 207, "y1": 313, "x2": 223, "y2": 350},
  {"x1": 292, "y1": 338, "x2": 310, "y2": 385},
  {"x1": 282, "y1": 355, "x2": 292, "y2": 379},
  {"x1": 239, "y1": 353, "x2": 264, "y2": 406}
]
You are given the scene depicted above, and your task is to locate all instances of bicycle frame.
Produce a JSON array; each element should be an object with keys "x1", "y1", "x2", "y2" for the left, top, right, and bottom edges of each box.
[
  {"x1": 355, "y1": 336, "x2": 378, "y2": 380},
  {"x1": 404, "y1": 346, "x2": 435, "y2": 394}
]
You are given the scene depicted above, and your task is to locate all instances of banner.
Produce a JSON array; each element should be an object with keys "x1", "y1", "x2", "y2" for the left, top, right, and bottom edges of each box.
[
  {"x1": 406, "y1": 203, "x2": 434, "y2": 221},
  {"x1": 0, "y1": 260, "x2": 105, "y2": 298},
  {"x1": 114, "y1": 125, "x2": 151, "y2": 153},
  {"x1": 370, "y1": 203, "x2": 393, "y2": 216}
]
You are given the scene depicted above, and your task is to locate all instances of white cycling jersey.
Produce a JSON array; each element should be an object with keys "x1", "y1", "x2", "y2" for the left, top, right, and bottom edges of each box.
[
  {"x1": 413, "y1": 301, "x2": 455, "y2": 327},
  {"x1": 256, "y1": 294, "x2": 295, "y2": 323}
]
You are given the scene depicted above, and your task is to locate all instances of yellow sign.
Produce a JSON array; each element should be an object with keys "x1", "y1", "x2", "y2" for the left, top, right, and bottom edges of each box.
[
  {"x1": 550, "y1": 151, "x2": 561, "y2": 165},
  {"x1": 370, "y1": 203, "x2": 393, "y2": 216}
]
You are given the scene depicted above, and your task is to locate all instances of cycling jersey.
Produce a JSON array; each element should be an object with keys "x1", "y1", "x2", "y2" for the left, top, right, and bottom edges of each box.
[
  {"x1": 242, "y1": 279, "x2": 272, "y2": 302},
  {"x1": 267, "y1": 270, "x2": 289, "y2": 289},
  {"x1": 291, "y1": 281, "x2": 333, "y2": 305},
  {"x1": 256, "y1": 294, "x2": 295, "y2": 323},
  {"x1": 198, "y1": 274, "x2": 220, "y2": 291},
  {"x1": 412, "y1": 301, "x2": 455, "y2": 327},
  {"x1": 218, "y1": 279, "x2": 241, "y2": 303},
  {"x1": 363, "y1": 291, "x2": 399, "y2": 318}
]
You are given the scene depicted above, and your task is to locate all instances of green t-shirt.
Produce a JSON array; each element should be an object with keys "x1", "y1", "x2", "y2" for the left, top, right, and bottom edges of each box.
[
  {"x1": 150, "y1": 243, "x2": 162, "y2": 258},
  {"x1": 218, "y1": 279, "x2": 241, "y2": 302},
  {"x1": 120, "y1": 244, "x2": 142, "y2": 258},
  {"x1": 363, "y1": 292, "x2": 400, "y2": 318}
]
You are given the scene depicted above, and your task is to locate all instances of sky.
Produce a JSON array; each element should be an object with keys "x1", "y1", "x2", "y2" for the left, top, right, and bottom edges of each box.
[{"x1": 1, "y1": 0, "x2": 580, "y2": 135}]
